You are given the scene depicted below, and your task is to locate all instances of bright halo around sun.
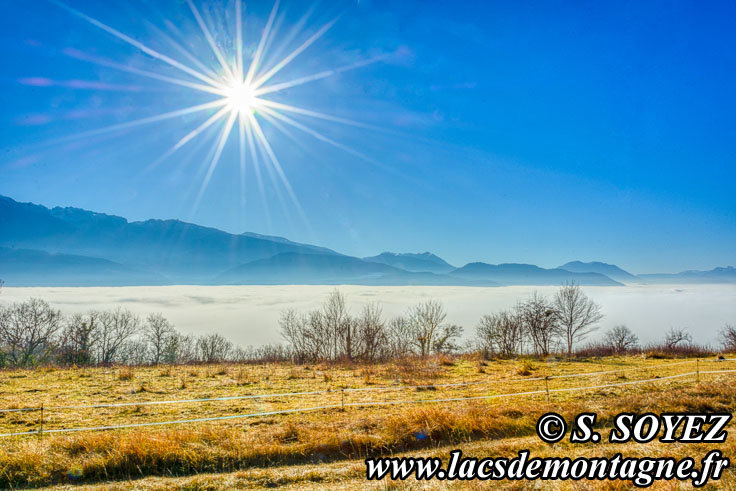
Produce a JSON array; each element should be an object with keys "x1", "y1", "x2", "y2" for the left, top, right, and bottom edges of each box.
[
  {"x1": 50, "y1": 0, "x2": 384, "y2": 215},
  {"x1": 222, "y1": 81, "x2": 258, "y2": 114}
]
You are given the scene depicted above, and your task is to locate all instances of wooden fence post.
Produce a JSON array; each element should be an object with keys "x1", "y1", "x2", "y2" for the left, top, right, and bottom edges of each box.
[{"x1": 39, "y1": 403, "x2": 44, "y2": 436}]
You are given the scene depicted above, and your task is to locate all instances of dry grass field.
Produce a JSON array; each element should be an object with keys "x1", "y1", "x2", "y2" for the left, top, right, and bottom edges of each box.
[{"x1": 1, "y1": 354, "x2": 735, "y2": 489}]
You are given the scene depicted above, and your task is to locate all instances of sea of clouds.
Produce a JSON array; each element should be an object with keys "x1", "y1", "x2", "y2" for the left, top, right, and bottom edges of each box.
[{"x1": 2, "y1": 284, "x2": 734, "y2": 348}]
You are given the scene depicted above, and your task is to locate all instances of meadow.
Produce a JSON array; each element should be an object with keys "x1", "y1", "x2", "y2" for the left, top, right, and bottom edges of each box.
[{"x1": 1, "y1": 354, "x2": 735, "y2": 489}]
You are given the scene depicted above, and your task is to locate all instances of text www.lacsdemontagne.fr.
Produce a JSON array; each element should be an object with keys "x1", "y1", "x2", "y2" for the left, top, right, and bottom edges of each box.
[{"x1": 365, "y1": 450, "x2": 729, "y2": 487}]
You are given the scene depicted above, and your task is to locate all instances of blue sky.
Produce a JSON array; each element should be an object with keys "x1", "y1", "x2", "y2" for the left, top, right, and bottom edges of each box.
[{"x1": 1, "y1": 0, "x2": 734, "y2": 273}]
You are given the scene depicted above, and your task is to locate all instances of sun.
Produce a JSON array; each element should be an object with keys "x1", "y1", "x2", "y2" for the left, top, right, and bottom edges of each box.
[
  {"x1": 50, "y1": 0, "x2": 382, "y2": 215},
  {"x1": 222, "y1": 80, "x2": 258, "y2": 114}
]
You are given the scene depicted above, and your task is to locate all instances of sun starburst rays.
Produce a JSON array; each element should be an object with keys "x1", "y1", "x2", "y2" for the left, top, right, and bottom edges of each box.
[{"x1": 49, "y1": 0, "x2": 381, "y2": 223}]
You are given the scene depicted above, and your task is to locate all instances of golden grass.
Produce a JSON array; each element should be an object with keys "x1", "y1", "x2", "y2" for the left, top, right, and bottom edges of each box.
[{"x1": 0, "y1": 355, "x2": 734, "y2": 488}]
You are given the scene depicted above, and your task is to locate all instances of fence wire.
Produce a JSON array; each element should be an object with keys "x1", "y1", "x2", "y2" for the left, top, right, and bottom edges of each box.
[
  {"x1": 2, "y1": 359, "x2": 705, "y2": 412},
  {"x1": 1, "y1": 359, "x2": 734, "y2": 437}
]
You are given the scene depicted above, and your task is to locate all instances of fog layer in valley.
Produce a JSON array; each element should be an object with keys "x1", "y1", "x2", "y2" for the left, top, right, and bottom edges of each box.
[{"x1": 2, "y1": 284, "x2": 734, "y2": 348}]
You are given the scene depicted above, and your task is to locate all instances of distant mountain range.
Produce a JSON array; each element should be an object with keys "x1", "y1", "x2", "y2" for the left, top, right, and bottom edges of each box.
[
  {"x1": 0, "y1": 246, "x2": 164, "y2": 286},
  {"x1": 558, "y1": 261, "x2": 640, "y2": 283},
  {"x1": 638, "y1": 267, "x2": 736, "y2": 283},
  {"x1": 453, "y1": 262, "x2": 621, "y2": 286},
  {"x1": 363, "y1": 252, "x2": 456, "y2": 273},
  {"x1": 1, "y1": 195, "x2": 734, "y2": 287},
  {"x1": 216, "y1": 252, "x2": 476, "y2": 286}
]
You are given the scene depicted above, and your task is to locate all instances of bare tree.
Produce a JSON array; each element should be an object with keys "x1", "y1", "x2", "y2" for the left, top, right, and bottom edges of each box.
[
  {"x1": 279, "y1": 309, "x2": 329, "y2": 362},
  {"x1": 603, "y1": 325, "x2": 639, "y2": 354},
  {"x1": 356, "y1": 303, "x2": 388, "y2": 361},
  {"x1": 280, "y1": 309, "x2": 308, "y2": 361},
  {"x1": 58, "y1": 312, "x2": 99, "y2": 365},
  {"x1": 386, "y1": 316, "x2": 414, "y2": 358},
  {"x1": 664, "y1": 327, "x2": 693, "y2": 350},
  {"x1": 340, "y1": 314, "x2": 359, "y2": 361},
  {"x1": 0, "y1": 298, "x2": 63, "y2": 367},
  {"x1": 477, "y1": 310, "x2": 524, "y2": 358},
  {"x1": 172, "y1": 334, "x2": 198, "y2": 364},
  {"x1": 721, "y1": 324, "x2": 736, "y2": 353},
  {"x1": 554, "y1": 283, "x2": 604, "y2": 357},
  {"x1": 519, "y1": 292, "x2": 559, "y2": 357},
  {"x1": 144, "y1": 313, "x2": 175, "y2": 364},
  {"x1": 433, "y1": 324, "x2": 463, "y2": 354},
  {"x1": 408, "y1": 300, "x2": 447, "y2": 357},
  {"x1": 323, "y1": 289, "x2": 347, "y2": 360},
  {"x1": 0, "y1": 306, "x2": 7, "y2": 368},
  {"x1": 118, "y1": 339, "x2": 150, "y2": 366},
  {"x1": 96, "y1": 308, "x2": 140, "y2": 364},
  {"x1": 196, "y1": 333, "x2": 233, "y2": 363}
]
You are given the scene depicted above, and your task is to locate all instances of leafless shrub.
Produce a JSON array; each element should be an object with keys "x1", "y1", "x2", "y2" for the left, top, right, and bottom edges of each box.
[
  {"x1": 603, "y1": 325, "x2": 639, "y2": 354},
  {"x1": 519, "y1": 292, "x2": 560, "y2": 357},
  {"x1": 643, "y1": 343, "x2": 715, "y2": 358},
  {"x1": 355, "y1": 303, "x2": 388, "y2": 361},
  {"x1": 58, "y1": 312, "x2": 99, "y2": 366},
  {"x1": 476, "y1": 310, "x2": 523, "y2": 358},
  {"x1": 386, "y1": 316, "x2": 414, "y2": 358},
  {"x1": 573, "y1": 342, "x2": 621, "y2": 357},
  {"x1": 433, "y1": 324, "x2": 463, "y2": 354},
  {"x1": 720, "y1": 324, "x2": 736, "y2": 352},
  {"x1": 119, "y1": 339, "x2": 150, "y2": 366},
  {"x1": 280, "y1": 309, "x2": 324, "y2": 362},
  {"x1": 663, "y1": 327, "x2": 693, "y2": 350},
  {"x1": 196, "y1": 333, "x2": 233, "y2": 363},
  {"x1": 170, "y1": 334, "x2": 198, "y2": 364},
  {"x1": 231, "y1": 344, "x2": 292, "y2": 363}
]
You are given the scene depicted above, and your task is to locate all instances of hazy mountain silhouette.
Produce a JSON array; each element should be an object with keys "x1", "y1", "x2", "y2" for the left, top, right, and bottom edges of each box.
[
  {"x1": 240, "y1": 232, "x2": 336, "y2": 255},
  {"x1": 0, "y1": 195, "x2": 338, "y2": 283},
  {"x1": 0, "y1": 247, "x2": 164, "y2": 286},
  {"x1": 216, "y1": 252, "x2": 483, "y2": 286},
  {"x1": 638, "y1": 266, "x2": 736, "y2": 283},
  {"x1": 556, "y1": 261, "x2": 736, "y2": 284},
  {"x1": 363, "y1": 252, "x2": 455, "y2": 273},
  {"x1": 2, "y1": 195, "x2": 732, "y2": 287},
  {"x1": 451, "y1": 262, "x2": 624, "y2": 286},
  {"x1": 559, "y1": 261, "x2": 639, "y2": 283}
]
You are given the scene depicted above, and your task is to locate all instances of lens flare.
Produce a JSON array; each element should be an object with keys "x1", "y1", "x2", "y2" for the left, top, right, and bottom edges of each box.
[
  {"x1": 223, "y1": 81, "x2": 258, "y2": 114},
  {"x1": 49, "y1": 0, "x2": 383, "y2": 216}
]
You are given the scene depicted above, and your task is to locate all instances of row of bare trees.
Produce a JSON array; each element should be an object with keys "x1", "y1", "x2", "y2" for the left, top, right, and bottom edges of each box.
[
  {"x1": 279, "y1": 290, "x2": 463, "y2": 362},
  {"x1": 476, "y1": 284, "x2": 604, "y2": 358},
  {"x1": 276, "y1": 285, "x2": 734, "y2": 361},
  {"x1": 2, "y1": 289, "x2": 733, "y2": 367},
  {"x1": 475, "y1": 285, "x2": 728, "y2": 358},
  {"x1": 0, "y1": 298, "x2": 280, "y2": 367},
  {"x1": 577, "y1": 325, "x2": 717, "y2": 357}
]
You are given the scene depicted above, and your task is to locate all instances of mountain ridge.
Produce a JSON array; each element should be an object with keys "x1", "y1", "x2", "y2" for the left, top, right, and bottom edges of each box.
[
  {"x1": 216, "y1": 252, "x2": 485, "y2": 286},
  {"x1": 558, "y1": 261, "x2": 639, "y2": 283},
  {"x1": 0, "y1": 195, "x2": 337, "y2": 283},
  {"x1": 451, "y1": 262, "x2": 624, "y2": 286},
  {"x1": 1, "y1": 195, "x2": 733, "y2": 287},
  {"x1": 363, "y1": 251, "x2": 455, "y2": 273}
]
